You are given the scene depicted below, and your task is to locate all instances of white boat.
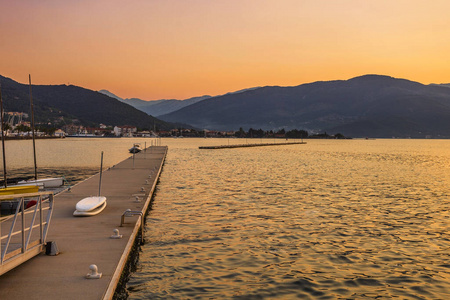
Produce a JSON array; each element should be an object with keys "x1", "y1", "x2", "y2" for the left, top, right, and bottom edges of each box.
[
  {"x1": 17, "y1": 177, "x2": 64, "y2": 188},
  {"x1": 129, "y1": 144, "x2": 142, "y2": 153},
  {"x1": 74, "y1": 152, "x2": 106, "y2": 217},
  {"x1": 73, "y1": 196, "x2": 107, "y2": 216}
]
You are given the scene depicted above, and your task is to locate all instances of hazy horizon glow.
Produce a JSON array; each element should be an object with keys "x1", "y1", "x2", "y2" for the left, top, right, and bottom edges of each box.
[{"x1": 1, "y1": 0, "x2": 449, "y2": 100}]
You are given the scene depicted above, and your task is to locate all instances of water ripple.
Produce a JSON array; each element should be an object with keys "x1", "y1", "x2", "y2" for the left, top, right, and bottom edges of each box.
[{"x1": 127, "y1": 139, "x2": 450, "y2": 299}]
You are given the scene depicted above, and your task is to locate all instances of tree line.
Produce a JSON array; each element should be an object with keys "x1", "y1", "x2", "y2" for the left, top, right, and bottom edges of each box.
[
  {"x1": 234, "y1": 128, "x2": 309, "y2": 138},
  {"x1": 170, "y1": 127, "x2": 349, "y2": 139}
]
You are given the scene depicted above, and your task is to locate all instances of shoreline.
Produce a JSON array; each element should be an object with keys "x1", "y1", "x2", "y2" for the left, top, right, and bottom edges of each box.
[{"x1": 3, "y1": 136, "x2": 64, "y2": 140}]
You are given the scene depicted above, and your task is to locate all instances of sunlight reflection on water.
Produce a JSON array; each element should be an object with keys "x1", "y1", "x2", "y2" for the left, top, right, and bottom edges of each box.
[{"x1": 127, "y1": 138, "x2": 450, "y2": 299}]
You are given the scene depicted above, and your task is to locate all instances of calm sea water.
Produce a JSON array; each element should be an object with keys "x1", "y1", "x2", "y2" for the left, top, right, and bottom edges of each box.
[
  {"x1": 126, "y1": 138, "x2": 450, "y2": 299},
  {"x1": 2, "y1": 138, "x2": 449, "y2": 298},
  {"x1": 0, "y1": 137, "x2": 157, "y2": 185}
]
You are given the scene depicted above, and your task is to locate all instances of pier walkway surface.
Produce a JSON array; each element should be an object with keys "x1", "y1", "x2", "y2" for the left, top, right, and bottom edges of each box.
[
  {"x1": 0, "y1": 146, "x2": 168, "y2": 300},
  {"x1": 199, "y1": 141, "x2": 306, "y2": 149}
]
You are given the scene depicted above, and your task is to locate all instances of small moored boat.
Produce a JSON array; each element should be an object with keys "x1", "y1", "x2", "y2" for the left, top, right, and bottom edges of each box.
[
  {"x1": 0, "y1": 185, "x2": 40, "y2": 195},
  {"x1": 129, "y1": 144, "x2": 141, "y2": 153},
  {"x1": 17, "y1": 177, "x2": 64, "y2": 188}
]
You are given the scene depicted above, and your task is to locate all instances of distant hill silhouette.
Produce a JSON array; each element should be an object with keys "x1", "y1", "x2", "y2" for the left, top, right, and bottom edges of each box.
[
  {"x1": 0, "y1": 75, "x2": 174, "y2": 130},
  {"x1": 99, "y1": 87, "x2": 260, "y2": 117},
  {"x1": 432, "y1": 83, "x2": 450, "y2": 89},
  {"x1": 4, "y1": 74, "x2": 450, "y2": 138},
  {"x1": 98, "y1": 90, "x2": 210, "y2": 116},
  {"x1": 159, "y1": 75, "x2": 450, "y2": 138}
]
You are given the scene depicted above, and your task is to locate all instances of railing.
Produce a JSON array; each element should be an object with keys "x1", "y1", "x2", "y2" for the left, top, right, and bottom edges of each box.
[
  {"x1": 120, "y1": 209, "x2": 144, "y2": 243},
  {"x1": 0, "y1": 191, "x2": 54, "y2": 276}
]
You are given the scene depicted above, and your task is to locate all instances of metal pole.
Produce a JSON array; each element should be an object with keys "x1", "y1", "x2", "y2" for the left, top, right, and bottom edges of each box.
[
  {"x1": 21, "y1": 198, "x2": 25, "y2": 253},
  {"x1": 98, "y1": 151, "x2": 104, "y2": 196},
  {"x1": 0, "y1": 83, "x2": 7, "y2": 187},
  {"x1": 40, "y1": 196, "x2": 43, "y2": 243},
  {"x1": 29, "y1": 75, "x2": 38, "y2": 181}
]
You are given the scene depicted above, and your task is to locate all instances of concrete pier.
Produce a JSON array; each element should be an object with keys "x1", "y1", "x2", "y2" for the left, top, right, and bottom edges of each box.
[
  {"x1": 199, "y1": 141, "x2": 306, "y2": 149},
  {"x1": 0, "y1": 146, "x2": 167, "y2": 300}
]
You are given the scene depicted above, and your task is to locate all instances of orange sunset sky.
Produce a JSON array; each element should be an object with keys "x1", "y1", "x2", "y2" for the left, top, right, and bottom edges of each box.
[{"x1": 1, "y1": 0, "x2": 449, "y2": 100}]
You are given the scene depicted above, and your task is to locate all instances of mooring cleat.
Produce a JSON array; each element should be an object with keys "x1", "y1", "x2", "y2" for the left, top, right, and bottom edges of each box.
[
  {"x1": 110, "y1": 229, "x2": 123, "y2": 239},
  {"x1": 86, "y1": 264, "x2": 102, "y2": 279}
]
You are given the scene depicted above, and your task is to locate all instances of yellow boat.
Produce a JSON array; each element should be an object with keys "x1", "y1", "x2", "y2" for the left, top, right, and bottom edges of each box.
[{"x1": 0, "y1": 185, "x2": 39, "y2": 196}]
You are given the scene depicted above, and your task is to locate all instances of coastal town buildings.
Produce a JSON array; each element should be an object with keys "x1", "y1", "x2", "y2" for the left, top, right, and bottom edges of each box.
[{"x1": 113, "y1": 125, "x2": 137, "y2": 137}]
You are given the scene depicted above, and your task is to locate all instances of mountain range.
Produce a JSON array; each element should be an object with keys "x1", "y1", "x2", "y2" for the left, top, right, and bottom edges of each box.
[
  {"x1": 98, "y1": 90, "x2": 210, "y2": 117},
  {"x1": 98, "y1": 87, "x2": 260, "y2": 117},
  {"x1": 0, "y1": 75, "x2": 174, "y2": 130},
  {"x1": 2, "y1": 74, "x2": 450, "y2": 138},
  {"x1": 157, "y1": 75, "x2": 450, "y2": 138}
]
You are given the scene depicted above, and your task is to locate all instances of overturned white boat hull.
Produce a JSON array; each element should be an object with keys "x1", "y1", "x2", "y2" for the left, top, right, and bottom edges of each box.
[
  {"x1": 73, "y1": 196, "x2": 107, "y2": 217},
  {"x1": 73, "y1": 201, "x2": 107, "y2": 217}
]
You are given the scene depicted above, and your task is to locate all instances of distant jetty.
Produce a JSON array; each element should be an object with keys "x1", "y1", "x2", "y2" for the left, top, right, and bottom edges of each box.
[{"x1": 199, "y1": 141, "x2": 306, "y2": 149}]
